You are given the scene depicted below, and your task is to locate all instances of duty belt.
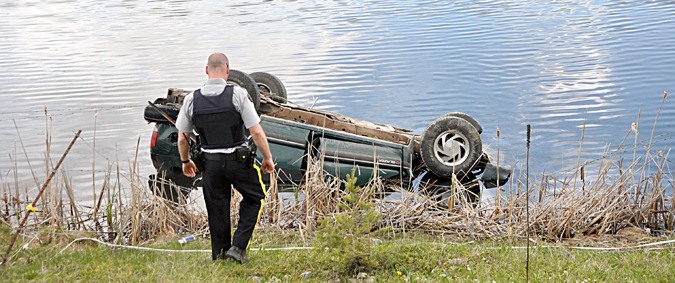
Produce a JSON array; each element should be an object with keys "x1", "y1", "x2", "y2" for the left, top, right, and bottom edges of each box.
[{"x1": 203, "y1": 150, "x2": 249, "y2": 162}]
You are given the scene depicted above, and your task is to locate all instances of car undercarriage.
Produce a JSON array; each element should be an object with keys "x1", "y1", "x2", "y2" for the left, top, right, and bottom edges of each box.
[{"x1": 143, "y1": 70, "x2": 511, "y2": 203}]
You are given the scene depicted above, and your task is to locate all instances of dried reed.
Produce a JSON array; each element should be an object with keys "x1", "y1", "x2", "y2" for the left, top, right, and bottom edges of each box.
[{"x1": 1, "y1": 103, "x2": 673, "y2": 251}]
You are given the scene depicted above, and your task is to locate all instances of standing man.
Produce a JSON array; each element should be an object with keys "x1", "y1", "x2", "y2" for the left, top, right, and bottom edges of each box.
[{"x1": 176, "y1": 52, "x2": 274, "y2": 263}]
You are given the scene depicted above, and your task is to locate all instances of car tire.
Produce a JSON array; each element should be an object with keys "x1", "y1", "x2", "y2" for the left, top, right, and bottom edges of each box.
[
  {"x1": 249, "y1": 72, "x2": 287, "y2": 101},
  {"x1": 420, "y1": 116, "x2": 482, "y2": 177},
  {"x1": 443, "y1": 112, "x2": 482, "y2": 134},
  {"x1": 228, "y1": 69, "x2": 260, "y2": 111},
  {"x1": 143, "y1": 102, "x2": 180, "y2": 123}
]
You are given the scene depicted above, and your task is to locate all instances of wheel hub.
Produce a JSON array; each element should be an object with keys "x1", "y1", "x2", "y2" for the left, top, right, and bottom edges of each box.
[
  {"x1": 257, "y1": 83, "x2": 272, "y2": 95},
  {"x1": 433, "y1": 131, "x2": 469, "y2": 167}
]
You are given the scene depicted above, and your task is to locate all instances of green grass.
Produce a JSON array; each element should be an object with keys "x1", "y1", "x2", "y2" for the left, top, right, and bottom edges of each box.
[{"x1": 2, "y1": 225, "x2": 674, "y2": 282}]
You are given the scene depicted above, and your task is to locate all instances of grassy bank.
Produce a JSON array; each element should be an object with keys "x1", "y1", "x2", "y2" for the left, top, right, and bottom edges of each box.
[
  {"x1": 2, "y1": 225, "x2": 674, "y2": 282},
  {"x1": 2, "y1": 98, "x2": 674, "y2": 281}
]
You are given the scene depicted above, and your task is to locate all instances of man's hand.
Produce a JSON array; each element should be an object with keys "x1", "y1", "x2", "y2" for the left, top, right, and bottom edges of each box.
[
  {"x1": 260, "y1": 158, "x2": 274, "y2": 174},
  {"x1": 182, "y1": 160, "x2": 197, "y2": 178}
]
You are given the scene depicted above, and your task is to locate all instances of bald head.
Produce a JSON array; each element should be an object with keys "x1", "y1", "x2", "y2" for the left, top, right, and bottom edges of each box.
[{"x1": 206, "y1": 53, "x2": 230, "y2": 79}]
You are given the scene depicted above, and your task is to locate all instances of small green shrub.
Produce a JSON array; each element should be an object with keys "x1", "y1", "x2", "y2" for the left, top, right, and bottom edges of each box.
[{"x1": 313, "y1": 169, "x2": 381, "y2": 276}]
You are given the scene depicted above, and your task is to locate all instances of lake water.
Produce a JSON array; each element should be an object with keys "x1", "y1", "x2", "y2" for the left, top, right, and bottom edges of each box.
[{"x1": 1, "y1": 0, "x2": 673, "y2": 202}]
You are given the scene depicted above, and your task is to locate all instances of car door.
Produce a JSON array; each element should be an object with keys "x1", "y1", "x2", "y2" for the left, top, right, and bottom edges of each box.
[
  {"x1": 260, "y1": 116, "x2": 310, "y2": 186},
  {"x1": 311, "y1": 129, "x2": 412, "y2": 187}
]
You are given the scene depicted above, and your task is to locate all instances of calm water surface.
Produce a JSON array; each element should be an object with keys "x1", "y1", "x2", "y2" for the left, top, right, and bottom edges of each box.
[{"x1": 1, "y1": 0, "x2": 674, "y2": 201}]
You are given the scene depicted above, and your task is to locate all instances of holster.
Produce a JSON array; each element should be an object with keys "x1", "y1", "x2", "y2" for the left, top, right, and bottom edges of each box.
[
  {"x1": 235, "y1": 145, "x2": 257, "y2": 169},
  {"x1": 189, "y1": 136, "x2": 205, "y2": 172}
]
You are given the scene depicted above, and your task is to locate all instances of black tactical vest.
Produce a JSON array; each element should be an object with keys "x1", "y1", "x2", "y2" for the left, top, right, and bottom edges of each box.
[{"x1": 192, "y1": 86, "x2": 246, "y2": 150}]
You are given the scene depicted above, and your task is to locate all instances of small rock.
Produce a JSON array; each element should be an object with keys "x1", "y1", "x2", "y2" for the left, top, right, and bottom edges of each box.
[
  {"x1": 249, "y1": 276, "x2": 263, "y2": 282},
  {"x1": 300, "y1": 271, "x2": 312, "y2": 279},
  {"x1": 356, "y1": 272, "x2": 369, "y2": 280},
  {"x1": 371, "y1": 238, "x2": 383, "y2": 245}
]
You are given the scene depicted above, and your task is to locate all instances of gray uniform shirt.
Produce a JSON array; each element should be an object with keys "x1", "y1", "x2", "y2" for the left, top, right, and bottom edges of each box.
[{"x1": 175, "y1": 78, "x2": 261, "y2": 154}]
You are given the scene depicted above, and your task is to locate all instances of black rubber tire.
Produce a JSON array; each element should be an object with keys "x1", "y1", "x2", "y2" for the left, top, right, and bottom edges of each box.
[
  {"x1": 420, "y1": 116, "x2": 483, "y2": 177},
  {"x1": 143, "y1": 103, "x2": 180, "y2": 124},
  {"x1": 444, "y1": 112, "x2": 482, "y2": 134},
  {"x1": 227, "y1": 69, "x2": 260, "y2": 111},
  {"x1": 249, "y1": 72, "x2": 287, "y2": 101}
]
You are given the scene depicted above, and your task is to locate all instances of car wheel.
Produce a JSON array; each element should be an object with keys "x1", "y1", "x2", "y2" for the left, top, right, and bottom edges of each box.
[
  {"x1": 443, "y1": 112, "x2": 482, "y2": 134},
  {"x1": 143, "y1": 102, "x2": 180, "y2": 124},
  {"x1": 228, "y1": 69, "x2": 260, "y2": 111},
  {"x1": 420, "y1": 116, "x2": 482, "y2": 177},
  {"x1": 249, "y1": 72, "x2": 287, "y2": 101}
]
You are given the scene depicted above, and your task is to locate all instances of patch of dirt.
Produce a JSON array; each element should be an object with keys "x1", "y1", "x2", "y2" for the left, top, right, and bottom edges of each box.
[{"x1": 563, "y1": 226, "x2": 662, "y2": 248}]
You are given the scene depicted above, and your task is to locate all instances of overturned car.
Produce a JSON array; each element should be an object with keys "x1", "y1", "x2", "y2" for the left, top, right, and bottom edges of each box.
[{"x1": 144, "y1": 70, "x2": 510, "y2": 203}]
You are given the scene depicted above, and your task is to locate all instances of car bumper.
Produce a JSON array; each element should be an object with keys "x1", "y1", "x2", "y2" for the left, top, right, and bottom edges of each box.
[{"x1": 480, "y1": 163, "x2": 511, "y2": 188}]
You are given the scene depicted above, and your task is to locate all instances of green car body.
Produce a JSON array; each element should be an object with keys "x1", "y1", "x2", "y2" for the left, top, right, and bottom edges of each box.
[{"x1": 145, "y1": 71, "x2": 510, "y2": 203}]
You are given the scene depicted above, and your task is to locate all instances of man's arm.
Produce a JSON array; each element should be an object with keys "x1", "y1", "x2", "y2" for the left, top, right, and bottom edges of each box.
[
  {"x1": 248, "y1": 124, "x2": 274, "y2": 174},
  {"x1": 175, "y1": 93, "x2": 197, "y2": 177},
  {"x1": 178, "y1": 130, "x2": 197, "y2": 178}
]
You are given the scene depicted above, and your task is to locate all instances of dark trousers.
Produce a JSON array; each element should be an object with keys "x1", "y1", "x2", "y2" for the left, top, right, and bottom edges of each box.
[{"x1": 202, "y1": 158, "x2": 266, "y2": 260}]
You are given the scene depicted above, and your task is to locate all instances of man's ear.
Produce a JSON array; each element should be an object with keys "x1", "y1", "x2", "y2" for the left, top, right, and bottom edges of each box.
[{"x1": 205, "y1": 66, "x2": 209, "y2": 75}]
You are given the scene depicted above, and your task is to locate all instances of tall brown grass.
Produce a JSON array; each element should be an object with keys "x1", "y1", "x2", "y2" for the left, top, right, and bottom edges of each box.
[{"x1": 1, "y1": 104, "x2": 673, "y2": 250}]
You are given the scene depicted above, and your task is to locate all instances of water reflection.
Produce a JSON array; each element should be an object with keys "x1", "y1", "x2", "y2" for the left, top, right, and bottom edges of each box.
[{"x1": 1, "y1": 0, "x2": 673, "y2": 201}]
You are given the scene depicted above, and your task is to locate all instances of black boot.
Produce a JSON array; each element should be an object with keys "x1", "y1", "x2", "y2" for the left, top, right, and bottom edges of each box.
[{"x1": 225, "y1": 246, "x2": 248, "y2": 264}]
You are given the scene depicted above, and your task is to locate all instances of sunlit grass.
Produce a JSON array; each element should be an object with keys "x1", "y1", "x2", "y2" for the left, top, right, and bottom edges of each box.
[{"x1": 2, "y1": 226, "x2": 674, "y2": 282}]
